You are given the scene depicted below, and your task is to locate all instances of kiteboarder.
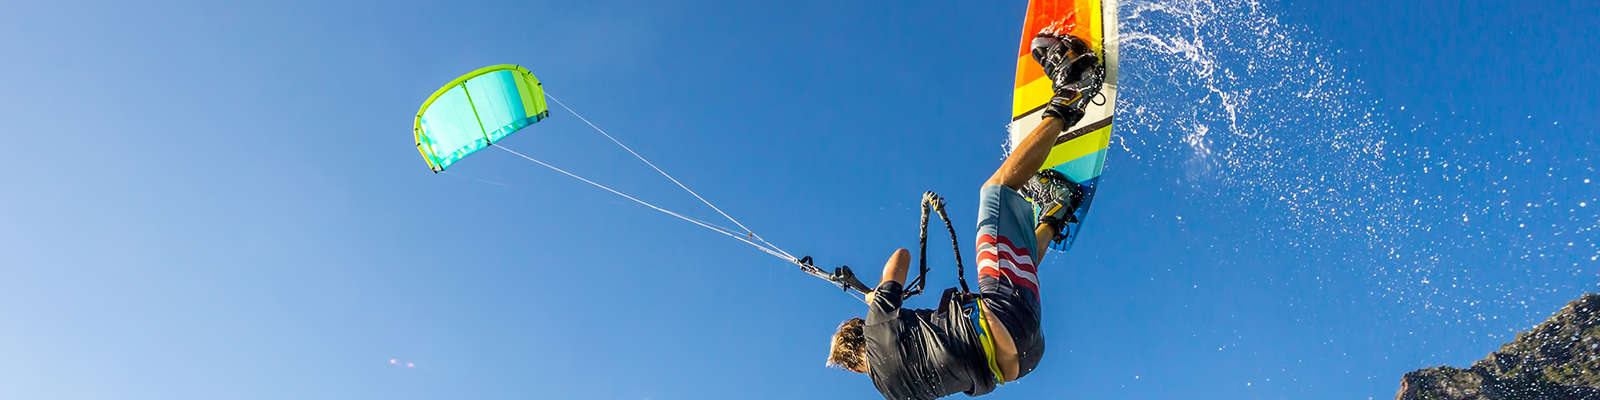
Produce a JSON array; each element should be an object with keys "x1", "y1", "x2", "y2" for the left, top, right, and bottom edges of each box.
[{"x1": 825, "y1": 32, "x2": 1104, "y2": 399}]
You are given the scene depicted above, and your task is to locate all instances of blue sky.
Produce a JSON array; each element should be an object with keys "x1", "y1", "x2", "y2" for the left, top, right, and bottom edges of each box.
[{"x1": 2, "y1": 0, "x2": 1595, "y2": 399}]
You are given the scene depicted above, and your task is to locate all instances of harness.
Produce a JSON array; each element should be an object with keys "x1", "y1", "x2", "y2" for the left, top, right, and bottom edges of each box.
[
  {"x1": 941, "y1": 288, "x2": 1008, "y2": 384},
  {"x1": 802, "y1": 191, "x2": 1006, "y2": 384}
]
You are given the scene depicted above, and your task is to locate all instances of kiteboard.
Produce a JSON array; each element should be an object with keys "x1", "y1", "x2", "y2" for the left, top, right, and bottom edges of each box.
[{"x1": 1007, "y1": 0, "x2": 1119, "y2": 250}]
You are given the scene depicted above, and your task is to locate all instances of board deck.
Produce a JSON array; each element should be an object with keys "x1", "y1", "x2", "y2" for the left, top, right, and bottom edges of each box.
[{"x1": 1007, "y1": 0, "x2": 1119, "y2": 250}]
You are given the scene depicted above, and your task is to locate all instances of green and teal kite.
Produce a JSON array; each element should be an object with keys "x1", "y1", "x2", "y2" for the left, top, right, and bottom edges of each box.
[{"x1": 414, "y1": 65, "x2": 549, "y2": 172}]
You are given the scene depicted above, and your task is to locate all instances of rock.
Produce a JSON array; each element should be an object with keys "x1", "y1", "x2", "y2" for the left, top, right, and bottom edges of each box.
[{"x1": 1396, "y1": 294, "x2": 1600, "y2": 400}]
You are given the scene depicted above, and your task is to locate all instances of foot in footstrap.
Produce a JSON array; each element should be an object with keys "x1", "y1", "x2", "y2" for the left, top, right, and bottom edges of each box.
[
  {"x1": 1020, "y1": 169, "x2": 1083, "y2": 245},
  {"x1": 1030, "y1": 31, "x2": 1106, "y2": 126}
]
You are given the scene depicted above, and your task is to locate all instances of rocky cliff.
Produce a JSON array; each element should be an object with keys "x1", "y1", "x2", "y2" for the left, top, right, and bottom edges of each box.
[{"x1": 1396, "y1": 294, "x2": 1600, "y2": 400}]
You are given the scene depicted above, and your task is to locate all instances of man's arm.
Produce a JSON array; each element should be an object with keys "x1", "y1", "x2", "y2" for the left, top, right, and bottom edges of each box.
[
  {"x1": 880, "y1": 248, "x2": 911, "y2": 285},
  {"x1": 866, "y1": 248, "x2": 912, "y2": 304}
]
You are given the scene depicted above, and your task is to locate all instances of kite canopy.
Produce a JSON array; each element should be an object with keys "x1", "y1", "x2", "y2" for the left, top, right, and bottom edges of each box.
[{"x1": 415, "y1": 65, "x2": 549, "y2": 172}]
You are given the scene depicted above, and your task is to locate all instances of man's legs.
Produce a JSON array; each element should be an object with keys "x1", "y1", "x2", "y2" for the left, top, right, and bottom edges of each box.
[
  {"x1": 1032, "y1": 223, "x2": 1055, "y2": 262},
  {"x1": 987, "y1": 30, "x2": 1100, "y2": 191},
  {"x1": 973, "y1": 121, "x2": 1061, "y2": 380},
  {"x1": 971, "y1": 30, "x2": 1104, "y2": 383},
  {"x1": 973, "y1": 118, "x2": 1064, "y2": 378},
  {"x1": 982, "y1": 116, "x2": 1066, "y2": 263},
  {"x1": 988, "y1": 31, "x2": 1105, "y2": 256},
  {"x1": 985, "y1": 116, "x2": 1066, "y2": 190}
]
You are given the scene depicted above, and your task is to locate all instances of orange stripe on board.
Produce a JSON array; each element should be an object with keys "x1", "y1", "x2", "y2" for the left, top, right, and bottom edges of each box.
[
  {"x1": 1016, "y1": 0, "x2": 1079, "y2": 57},
  {"x1": 1013, "y1": 0, "x2": 1107, "y2": 90}
]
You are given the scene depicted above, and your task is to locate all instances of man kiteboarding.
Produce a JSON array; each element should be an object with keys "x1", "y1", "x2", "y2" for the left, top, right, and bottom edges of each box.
[{"x1": 825, "y1": 32, "x2": 1105, "y2": 399}]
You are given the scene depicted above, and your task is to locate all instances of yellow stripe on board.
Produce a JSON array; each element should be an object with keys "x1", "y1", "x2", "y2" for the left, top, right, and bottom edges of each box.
[
  {"x1": 1039, "y1": 125, "x2": 1112, "y2": 170},
  {"x1": 1012, "y1": 61, "x2": 1053, "y2": 118},
  {"x1": 1012, "y1": 1, "x2": 1111, "y2": 120}
]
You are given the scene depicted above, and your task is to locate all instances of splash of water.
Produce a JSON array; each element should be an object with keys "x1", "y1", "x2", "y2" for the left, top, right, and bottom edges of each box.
[{"x1": 1115, "y1": 0, "x2": 1598, "y2": 349}]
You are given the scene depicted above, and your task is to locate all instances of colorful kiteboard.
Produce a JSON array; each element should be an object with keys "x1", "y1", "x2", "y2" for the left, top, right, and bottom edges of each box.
[{"x1": 1007, "y1": 0, "x2": 1119, "y2": 250}]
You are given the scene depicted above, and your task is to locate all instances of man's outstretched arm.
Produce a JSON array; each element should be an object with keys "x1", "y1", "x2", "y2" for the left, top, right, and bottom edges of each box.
[
  {"x1": 880, "y1": 248, "x2": 911, "y2": 286},
  {"x1": 865, "y1": 248, "x2": 912, "y2": 304}
]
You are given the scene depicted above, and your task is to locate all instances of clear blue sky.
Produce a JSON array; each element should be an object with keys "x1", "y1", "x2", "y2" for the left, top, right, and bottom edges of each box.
[{"x1": 3, "y1": 0, "x2": 1595, "y2": 399}]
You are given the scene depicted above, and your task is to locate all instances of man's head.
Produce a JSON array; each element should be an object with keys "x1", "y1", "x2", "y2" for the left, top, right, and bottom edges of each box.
[{"x1": 827, "y1": 317, "x2": 867, "y2": 373}]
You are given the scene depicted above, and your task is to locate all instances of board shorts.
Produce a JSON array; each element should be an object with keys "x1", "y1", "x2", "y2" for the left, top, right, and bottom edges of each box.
[{"x1": 975, "y1": 184, "x2": 1046, "y2": 379}]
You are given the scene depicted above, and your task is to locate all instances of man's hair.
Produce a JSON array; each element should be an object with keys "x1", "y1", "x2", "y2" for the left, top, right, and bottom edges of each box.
[{"x1": 827, "y1": 317, "x2": 867, "y2": 371}]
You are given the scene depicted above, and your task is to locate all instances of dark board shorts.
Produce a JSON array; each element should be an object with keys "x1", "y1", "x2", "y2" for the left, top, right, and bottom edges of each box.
[{"x1": 975, "y1": 184, "x2": 1046, "y2": 379}]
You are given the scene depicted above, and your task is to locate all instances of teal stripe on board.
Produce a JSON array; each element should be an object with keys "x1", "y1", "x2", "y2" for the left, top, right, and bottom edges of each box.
[{"x1": 1052, "y1": 149, "x2": 1108, "y2": 183}]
